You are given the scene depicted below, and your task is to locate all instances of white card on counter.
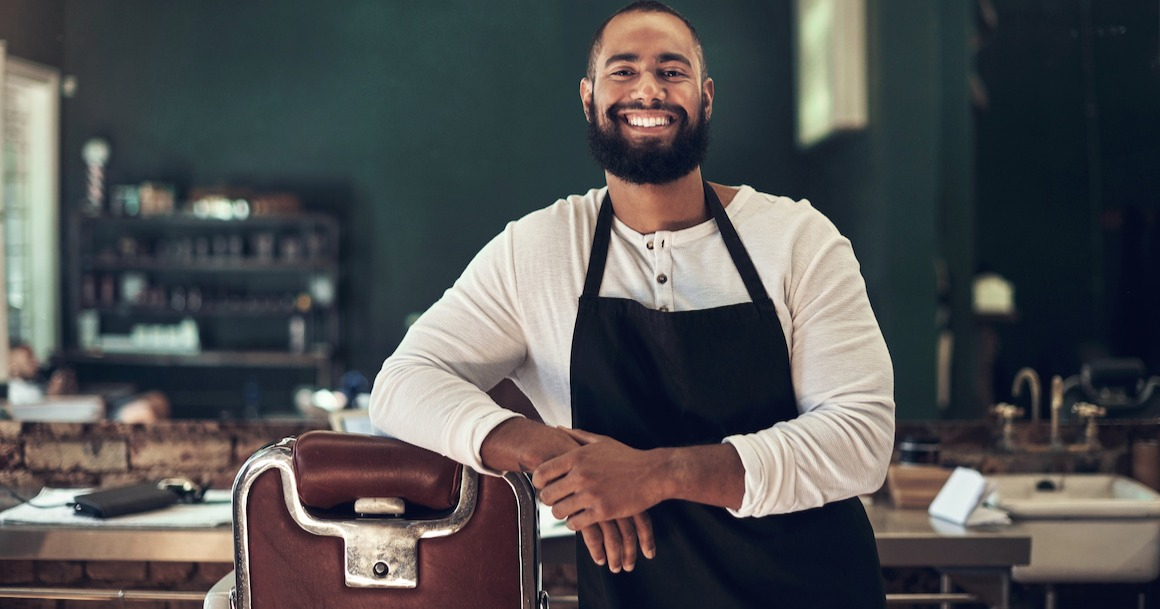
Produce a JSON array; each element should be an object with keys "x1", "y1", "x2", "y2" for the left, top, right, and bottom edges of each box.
[{"x1": 928, "y1": 467, "x2": 1010, "y2": 526}]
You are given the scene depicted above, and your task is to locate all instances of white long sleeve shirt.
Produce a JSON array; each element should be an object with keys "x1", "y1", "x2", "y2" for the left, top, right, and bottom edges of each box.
[{"x1": 371, "y1": 185, "x2": 894, "y2": 518}]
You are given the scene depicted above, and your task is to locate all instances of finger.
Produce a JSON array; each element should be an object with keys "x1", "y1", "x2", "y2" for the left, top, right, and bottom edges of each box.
[
  {"x1": 633, "y1": 512, "x2": 656, "y2": 559},
  {"x1": 580, "y1": 526, "x2": 606, "y2": 567},
  {"x1": 599, "y1": 520, "x2": 624, "y2": 573},
  {"x1": 564, "y1": 504, "x2": 599, "y2": 531},
  {"x1": 557, "y1": 426, "x2": 606, "y2": 445},
  {"x1": 531, "y1": 454, "x2": 572, "y2": 490},
  {"x1": 537, "y1": 477, "x2": 574, "y2": 506},
  {"x1": 551, "y1": 495, "x2": 583, "y2": 522},
  {"x1": 616, "y1": 518, "x2": 638, "y2": 572}
]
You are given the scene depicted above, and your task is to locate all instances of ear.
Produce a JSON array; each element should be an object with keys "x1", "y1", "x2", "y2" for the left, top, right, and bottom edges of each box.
[
  {"x1": 702, "y1": 77, "x2": 715, "y2": 121},
  {"x1": 580, "y1": 77, "x2": 594, "y2": 123}
]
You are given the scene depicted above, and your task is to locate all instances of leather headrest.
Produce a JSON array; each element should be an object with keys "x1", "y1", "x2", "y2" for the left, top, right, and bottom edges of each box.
[{"x1": 292, "y1": 430, "x2": 462, "y2": 510}]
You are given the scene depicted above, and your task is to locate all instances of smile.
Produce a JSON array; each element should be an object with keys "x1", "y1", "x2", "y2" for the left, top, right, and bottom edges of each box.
[{"x1": 621, "y1": 113, "x2": 676, "y2": 128}]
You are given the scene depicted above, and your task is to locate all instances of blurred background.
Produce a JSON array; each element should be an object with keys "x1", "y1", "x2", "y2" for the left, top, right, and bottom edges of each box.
[{"x1": 0, "y1": 0, "x2": 1156, "y2": 421}]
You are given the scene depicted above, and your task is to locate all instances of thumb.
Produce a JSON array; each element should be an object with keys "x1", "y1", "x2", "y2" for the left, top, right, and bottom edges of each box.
[{"x1": 559, "y1": 426, "x2": 605, "y2": 445}]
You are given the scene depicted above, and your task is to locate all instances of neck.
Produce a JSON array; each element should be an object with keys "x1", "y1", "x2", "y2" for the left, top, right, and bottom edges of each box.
[{"x1": 605, "y1": 169, "x2": 711, "y2": 234}]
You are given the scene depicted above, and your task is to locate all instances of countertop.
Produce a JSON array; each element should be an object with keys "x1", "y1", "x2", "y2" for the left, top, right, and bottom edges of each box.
[{"x1": 0, "y1": 498, "x2": 1030, "y2": 569}]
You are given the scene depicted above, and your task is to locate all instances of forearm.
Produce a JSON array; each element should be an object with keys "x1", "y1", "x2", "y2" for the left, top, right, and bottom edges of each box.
[
  {"x1": 654, "y1": 443, "x2": 745, "y2": 511},
  {"x1": 536, "y1": 430, "x2": 746, "y2": 519},
  {"x1": 481, "y1": 417, "x2": 579, "y2": 473}
]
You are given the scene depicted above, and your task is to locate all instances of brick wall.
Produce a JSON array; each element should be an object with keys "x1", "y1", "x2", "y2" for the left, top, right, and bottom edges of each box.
[
  {"x1": 0, "y1": 419, "x2": 326, "y2": 608},
  {"x1": 0, "y1": 420, "x2": 328, "y2": 492},
  {"x1": 3, "y1": 419, "x2": 1159, "y2": 607}
]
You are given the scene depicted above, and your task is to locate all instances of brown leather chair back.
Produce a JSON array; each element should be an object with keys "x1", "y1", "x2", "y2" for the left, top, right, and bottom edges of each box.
[{"x1": 232, "y1": 430, "x2": 539, "y2": 609}]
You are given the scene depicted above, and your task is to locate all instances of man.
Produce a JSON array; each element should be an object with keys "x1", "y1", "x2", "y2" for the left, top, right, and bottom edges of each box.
[
  {"x1": 371, "y1": 2, "x2": 894, "y2": 607},
  {"x1": 7, "y1": 342, "x2": 170, "y2": 423}
]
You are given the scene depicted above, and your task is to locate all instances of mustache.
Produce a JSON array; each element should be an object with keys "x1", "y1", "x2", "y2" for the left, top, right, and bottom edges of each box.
[{"x1": 604, "y1": 101, "x2": 690, "y2": 122}]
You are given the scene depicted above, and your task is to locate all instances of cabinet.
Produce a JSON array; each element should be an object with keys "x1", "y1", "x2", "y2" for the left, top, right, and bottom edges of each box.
[{"x1": 65, "y1": 212, "x2": 341, "y2": 418}]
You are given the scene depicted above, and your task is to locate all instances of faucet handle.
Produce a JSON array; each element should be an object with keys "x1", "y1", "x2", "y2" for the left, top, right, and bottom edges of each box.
[
  {"x1": 992, "y1": 402, "x2": 1025, "y2": 421},
  {"x1": 1072, "y1": 402, "x2": 1107, "y2": 419},
  {"x1": 1072, "y1": 402, "x2": 1106, "y2": 449}
]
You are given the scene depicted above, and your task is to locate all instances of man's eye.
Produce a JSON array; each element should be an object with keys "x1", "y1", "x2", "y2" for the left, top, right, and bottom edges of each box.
[
  {"x1": 662, "y1": 70, "x2": 687, "y2": 79},
  {"x1": 611, "y1": 69, "x2": 635, "y2": 77}
]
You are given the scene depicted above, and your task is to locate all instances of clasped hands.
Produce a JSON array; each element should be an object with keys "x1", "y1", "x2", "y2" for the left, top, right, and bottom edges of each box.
[{"x1": 533, "y1": 427, "x2": 665, "y2": 574}]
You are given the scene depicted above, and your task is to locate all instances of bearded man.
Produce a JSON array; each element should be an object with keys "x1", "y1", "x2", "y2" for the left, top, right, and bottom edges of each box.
[{"x1": 371, "y1": 3, "x2": 894, "y2": 607}]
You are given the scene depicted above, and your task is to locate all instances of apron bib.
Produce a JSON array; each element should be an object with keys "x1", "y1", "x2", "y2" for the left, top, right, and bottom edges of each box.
[{"x1": 568, "y1": 183, "x2": 884, "y2": 609}]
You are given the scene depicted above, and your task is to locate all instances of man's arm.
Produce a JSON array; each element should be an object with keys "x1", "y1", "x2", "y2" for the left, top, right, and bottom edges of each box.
[
  {"x1": 481, "y1": 417, "x2": 577, "y2": 474},
  {"x1": 533, "y1": 428, "x2": 744, "y2": 529},
  {"x1": 371, "y1": 227, "x2": 530, "y2": 472},
  {"x1": 720, "y1": 218, "x2": 894, "y2": 517},
  {"x1": 371, "y1": 216, "x2": 656, "y2": 571}
]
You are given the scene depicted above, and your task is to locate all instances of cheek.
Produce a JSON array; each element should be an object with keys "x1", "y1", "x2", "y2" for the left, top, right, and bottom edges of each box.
[
  {"x1": 592, "y1": 100, "x2": 618, "y2": 126},
  {"x1": 592, "y1": 82, "x2": 626, "y2": 108}
]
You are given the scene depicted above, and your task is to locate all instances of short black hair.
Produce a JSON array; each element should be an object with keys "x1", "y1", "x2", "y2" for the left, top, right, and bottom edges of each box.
[{"x1": 586, "y1": 1, "x2": 708, "y2": 83}]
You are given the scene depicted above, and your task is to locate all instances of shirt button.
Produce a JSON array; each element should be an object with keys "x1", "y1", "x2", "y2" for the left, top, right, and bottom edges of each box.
[
  {"x1": 646, "y1": 240, "x2": 654, "y2": 250},
  {"x1": 656, "y1": 274, "x2": 668, "y2": 284},
  {"x1": 659, "y1": 306, "x2": 669, "y2": 312}
]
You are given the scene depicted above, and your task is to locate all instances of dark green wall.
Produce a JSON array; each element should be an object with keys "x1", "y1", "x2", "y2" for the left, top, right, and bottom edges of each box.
[
  {"x1": 54, "y1": 1, "x2": 802, "y2": 380},
  {"x1": 938, "y1": 1, "x2": 979, "y2": 419},
  {"x1": 794, "y1": 1, "x2": 971, "y2": 420},
  {"x1": 46, "y1": 0, "x2": 957, "y2": 418}
]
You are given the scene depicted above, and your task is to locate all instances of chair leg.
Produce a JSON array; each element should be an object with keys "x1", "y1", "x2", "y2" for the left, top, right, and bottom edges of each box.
[{"x1": 1044, "y1": 583, "x2": 1056, "y2": 609}]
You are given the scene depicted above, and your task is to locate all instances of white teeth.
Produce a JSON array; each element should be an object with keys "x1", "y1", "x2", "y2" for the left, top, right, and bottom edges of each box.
[{"x1": 627, "y1": 115, "x2": 671, "y2": 128}]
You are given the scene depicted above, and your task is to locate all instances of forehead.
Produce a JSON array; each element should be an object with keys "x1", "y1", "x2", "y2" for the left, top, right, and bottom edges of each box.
[{"x1": 597, "y1": 11, "x2": 698, "y2": 66}]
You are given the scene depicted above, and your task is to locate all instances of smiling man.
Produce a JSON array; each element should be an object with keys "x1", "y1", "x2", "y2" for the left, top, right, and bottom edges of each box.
[{"x1": 371, "y1": 2, "x2": 894, "y2": 608}]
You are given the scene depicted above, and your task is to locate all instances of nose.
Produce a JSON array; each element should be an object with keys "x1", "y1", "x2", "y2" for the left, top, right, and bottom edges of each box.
[{"x1": 633, "y1": 72, "x2": 666, "y2": 104}]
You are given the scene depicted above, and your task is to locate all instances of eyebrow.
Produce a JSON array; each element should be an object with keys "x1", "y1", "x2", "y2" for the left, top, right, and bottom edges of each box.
[{"x1": 603, "y1": 52, "x2": 694, "y2": 69}]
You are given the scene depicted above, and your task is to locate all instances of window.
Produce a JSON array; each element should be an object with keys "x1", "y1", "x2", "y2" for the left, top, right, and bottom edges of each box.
[{"x1": 1, "y1": 43, "x2": 62, "y2": 376}]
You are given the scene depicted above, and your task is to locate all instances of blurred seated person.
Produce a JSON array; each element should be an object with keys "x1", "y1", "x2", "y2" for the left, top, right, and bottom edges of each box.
[{"x1": 8, "y1": 343, "x2": 171, "y2": 423}]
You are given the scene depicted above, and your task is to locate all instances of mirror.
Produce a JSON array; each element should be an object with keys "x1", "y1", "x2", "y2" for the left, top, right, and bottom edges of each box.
[
  {"x1": 971, "y1": 0, "x2": 1160, "y2": 420},
  {"x1": 1, "y1": 1, "x2": 1156, "y2": 421}
]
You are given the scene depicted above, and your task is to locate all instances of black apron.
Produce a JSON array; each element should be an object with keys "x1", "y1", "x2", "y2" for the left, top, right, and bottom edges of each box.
[{"x1": 569, "y1": 183, "x2": 885, "y2": 609}]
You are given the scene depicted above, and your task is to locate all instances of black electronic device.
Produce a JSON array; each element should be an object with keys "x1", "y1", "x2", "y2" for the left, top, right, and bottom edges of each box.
[{"x1": 72, "y1": 483, "x2": 179, "y2": 518}]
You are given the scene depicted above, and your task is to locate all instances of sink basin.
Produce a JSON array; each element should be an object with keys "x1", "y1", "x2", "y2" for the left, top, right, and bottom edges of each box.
[
  {"x1": 986, "y1": 473, "x2": 1160, "y2": 518},
  {"x1": 985, "y1": 473, "x2": 1160, "y2": 583}
]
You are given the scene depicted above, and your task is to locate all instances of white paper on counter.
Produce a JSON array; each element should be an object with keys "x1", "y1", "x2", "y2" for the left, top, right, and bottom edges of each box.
[
  {"x1": 928, "y1": 467, "x2": 1010, "y2": 526},
  {"x1": 0, "y1": 487, "x2": 232, "y2": 528}
]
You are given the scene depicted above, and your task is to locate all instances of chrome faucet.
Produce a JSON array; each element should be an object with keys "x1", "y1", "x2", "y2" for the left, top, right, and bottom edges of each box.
[
  {"x1": 1050, "y1": 375, "x2": 1065, "y2": 449},
  {"x1": 1012, "y1": 368, "x2": 1042, "y2": 423}
]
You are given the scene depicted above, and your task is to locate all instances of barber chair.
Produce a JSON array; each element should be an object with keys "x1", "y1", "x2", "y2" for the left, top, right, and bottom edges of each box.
[{"x1": 206, "y1": 430, "x2": 543, "y2": 609}]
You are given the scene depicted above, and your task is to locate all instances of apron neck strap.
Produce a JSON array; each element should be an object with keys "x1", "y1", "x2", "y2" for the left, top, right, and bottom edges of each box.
[
  {"x1": 582, "y1": 192, "x2": 616, "y2": 297},
  {"x1": 583, "y1": 182, "x2": 770, "y2": 303},
  {"x1": 703, "y1": 182, "x2": 770, "y2": 303}
]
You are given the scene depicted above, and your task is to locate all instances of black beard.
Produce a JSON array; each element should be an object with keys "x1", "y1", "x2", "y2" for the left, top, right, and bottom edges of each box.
[{"x1": 586, "y1": 98, "x2": 710, "y2": 185}]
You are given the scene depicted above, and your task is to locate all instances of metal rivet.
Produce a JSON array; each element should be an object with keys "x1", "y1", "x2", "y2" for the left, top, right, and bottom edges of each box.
[{"x1": 373, "y1": 561, "x2": 390, "y2": 577}]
